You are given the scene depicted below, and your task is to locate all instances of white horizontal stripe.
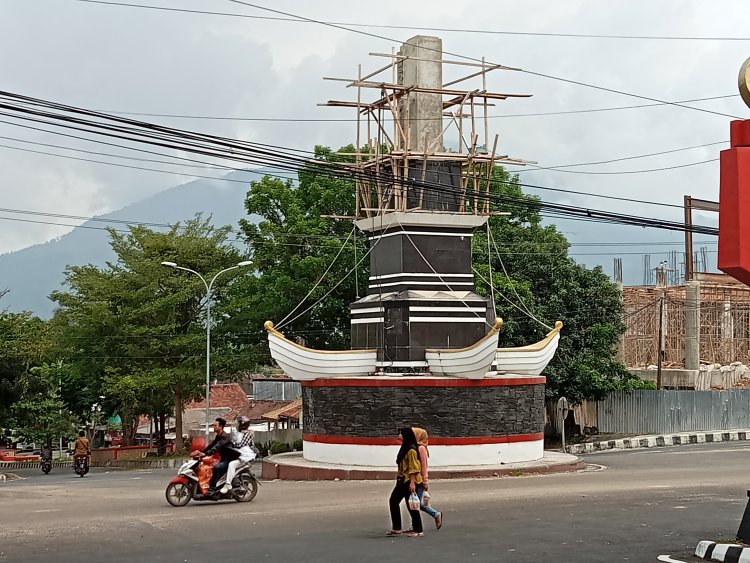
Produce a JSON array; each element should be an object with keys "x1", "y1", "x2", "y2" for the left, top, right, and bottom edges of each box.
[
  {"x1": 350, "y1": 317, "x2": 384, "y2": 324},
  {"x1": 350, "y1": 307, "x2": 384, "y2": 315},
  {"x1": 410, "y1": 316, "x2": 487, "y2": 323},
  {"x1": 369, "y1": 272, "x2": 473, "y2": 280},
  {"x1": 409, "y1": 306, "x2": 486, "y2": 313},
  {"x1": 368, "y1": 230, "x2": 473, "y2": 240},
  {"x1": 375, "y1": 361, "x2": 429, "y2": 367},
  {"x1": 369, "y1": 280, "x2": 474, "y2": 289}
]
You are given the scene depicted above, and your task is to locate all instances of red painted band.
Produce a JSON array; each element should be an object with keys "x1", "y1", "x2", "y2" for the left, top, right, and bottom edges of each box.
[
  {"x1": 302, "y1": 376, "x2": 545, "y2": 387},
  {"x1": 302, "y1": 432, "x2": 544, "y2": 445}
]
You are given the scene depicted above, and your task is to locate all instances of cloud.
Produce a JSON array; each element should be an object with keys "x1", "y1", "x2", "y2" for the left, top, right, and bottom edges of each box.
[{"x1": 0, "y1": 0, "x2": 747, "y2": 267}]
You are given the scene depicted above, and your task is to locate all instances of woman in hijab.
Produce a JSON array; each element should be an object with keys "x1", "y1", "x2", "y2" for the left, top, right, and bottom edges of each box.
[
  {"x1": 413, "y1": 427, "x2": 443, "y2": 530},
  {"x1": 386, "y1": 427, "x2": 424, "y2": 537}
]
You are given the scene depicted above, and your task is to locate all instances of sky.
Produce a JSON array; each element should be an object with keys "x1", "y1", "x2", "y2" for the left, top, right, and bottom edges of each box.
[{"x1": 1, "y1": 0, "x2": 749, "y2": 272}]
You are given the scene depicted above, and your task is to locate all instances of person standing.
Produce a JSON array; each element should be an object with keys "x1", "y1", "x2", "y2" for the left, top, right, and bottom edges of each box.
[
  {"x1": 412, "y1": 427, "x2": 443, "y2": 530},
  {"x1": 103, "y1": 432, "x2": 113, "y2": 448},
  {"x1": 386, "y1": 427, "x2": 424, "y2": 538}
]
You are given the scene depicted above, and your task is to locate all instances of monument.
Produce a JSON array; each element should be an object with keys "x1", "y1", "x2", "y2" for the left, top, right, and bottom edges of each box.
[{"x1": 264, "y1": 37, "x2": 562, "y2": 469}]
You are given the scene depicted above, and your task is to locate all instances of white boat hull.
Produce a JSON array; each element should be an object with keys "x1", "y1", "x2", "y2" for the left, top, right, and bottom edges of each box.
[
  {"x1": 425, "y1": 319, "x2": 502, "y2": 379},
  {"x1": 493, "y1": 322, "x2": 562, "y2": 376},
  {"x1": 265, "y1": 322, "x2": 377, "y2": 381}
]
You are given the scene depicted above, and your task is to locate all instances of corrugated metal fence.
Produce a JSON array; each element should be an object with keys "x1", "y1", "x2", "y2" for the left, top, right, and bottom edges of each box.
[
  {"x1": 595, "y1": 389, "x2": 750, "y2": 434},
  {"x1": 252, "y1": 380, "x2": 301, "y2": 401}
]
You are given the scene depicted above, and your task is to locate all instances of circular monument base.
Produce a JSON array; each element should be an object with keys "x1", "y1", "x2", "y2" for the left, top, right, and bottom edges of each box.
[{"x1": 302, "y1": 375, "x2": 545, "y2": 467}]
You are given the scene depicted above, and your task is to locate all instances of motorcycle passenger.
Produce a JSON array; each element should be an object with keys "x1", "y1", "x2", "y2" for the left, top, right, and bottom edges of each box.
[
  {"x1": 199, "y1": 418, "x2": 238, "y2": 495},
  {"x1": 221, "y1": 416, "x2": 256, "y2": 494},
  {"x1": 73, "y1": 431, "x2": 91, "y2": 471}
]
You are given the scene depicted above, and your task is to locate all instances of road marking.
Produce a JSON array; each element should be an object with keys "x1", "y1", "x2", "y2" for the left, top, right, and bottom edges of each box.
[
  {"x1": 32, "y1": 509, "x2": 61, "y2": 513},
  {"x1": 657, "y1": 555, "x2": 687, "y2": 562},
  {"x1": 644, "y1": 447, "x2": 750, "y2": 455}
]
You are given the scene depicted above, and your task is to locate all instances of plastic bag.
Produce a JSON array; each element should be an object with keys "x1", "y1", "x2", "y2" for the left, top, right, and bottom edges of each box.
[
  {"x1": 408, "y1": 492, "x2": 420, "y2": 511},
  {"x1": 422, "y1": 490, "x2": 431, "y2": 507}
]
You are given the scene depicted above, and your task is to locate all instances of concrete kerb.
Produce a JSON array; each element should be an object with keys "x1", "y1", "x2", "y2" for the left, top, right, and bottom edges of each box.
[
  {"x1": 262, "y1": 451, "x2": 585, "y2": 481},
  {"x1": 0, "y1": 458, "x2": 189, "y2": 471},
  {"x1": 567, "y1": 429, "x2": 750, "y2": 455},
  {"x1": 695, "y1": 540, "x2": 750, "y2": 561}
]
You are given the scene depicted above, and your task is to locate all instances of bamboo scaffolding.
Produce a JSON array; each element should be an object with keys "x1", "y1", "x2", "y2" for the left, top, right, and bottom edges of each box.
[{"x1": 320, "y1": 45, "x2": 532, "y2": 219}]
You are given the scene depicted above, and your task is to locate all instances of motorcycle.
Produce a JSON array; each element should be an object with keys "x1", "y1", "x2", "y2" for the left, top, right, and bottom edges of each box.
[
  {"x1": 73, "y1": 455, "x2": 89, "y2": 477},
  {"x1": 165, "y1": 454, "x2": 259, "y2": 507},
  {"x1": 40, "y1": 458, "x2": 52, "y2": 474}
]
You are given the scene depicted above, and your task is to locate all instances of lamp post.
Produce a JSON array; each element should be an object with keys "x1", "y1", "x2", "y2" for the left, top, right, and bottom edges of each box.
[{"x1": 161, "y1": 260, "x2": 253, "y2": 438}]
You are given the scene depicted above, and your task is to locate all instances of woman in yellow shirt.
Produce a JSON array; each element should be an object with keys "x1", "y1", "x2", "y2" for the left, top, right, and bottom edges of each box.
[{"x1": 386, "y1": 427, "x2": 424, "y2": 537}]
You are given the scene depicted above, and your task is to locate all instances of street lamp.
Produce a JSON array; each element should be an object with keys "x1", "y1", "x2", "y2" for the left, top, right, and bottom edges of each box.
[{"x1": 161, "y1": 260, "x2": 253, "y2": 438}]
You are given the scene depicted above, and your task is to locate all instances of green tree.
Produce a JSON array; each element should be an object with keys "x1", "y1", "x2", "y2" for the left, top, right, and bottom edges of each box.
[
  {"x1": 51, "y1": 215, "x2": 246, "y2": 450},
  {"x1": 0, "y1": 301, "x2": 53, "y2": 429},
  {"x1": 471, "y1": 166, "x2": 640, "y2": 402},
  {"x1": 222, "y1": 146, "x2": 367, "y2": 365},
  {"x1": 234, "y1": 147, "x2": 641, "y2": 402},
  {"x1": 10, "y1": 363, "x2": 79, "y2": 446}
]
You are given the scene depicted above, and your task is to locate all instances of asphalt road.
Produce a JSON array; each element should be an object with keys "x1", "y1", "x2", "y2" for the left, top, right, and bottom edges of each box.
[{"x1": 1, "y1": 443, "x2": 748, "y2": 563}]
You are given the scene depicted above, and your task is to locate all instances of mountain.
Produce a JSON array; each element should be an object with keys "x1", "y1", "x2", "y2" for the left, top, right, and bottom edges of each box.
[
  {"x1": 0, "y1": 165, "x2": 718, "y2": 318},
  {"x1": 0, "y1": 168, "x2": 284, "y2": 318}
]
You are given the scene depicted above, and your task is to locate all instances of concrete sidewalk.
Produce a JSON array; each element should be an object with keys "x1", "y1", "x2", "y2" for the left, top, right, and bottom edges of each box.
[
  {"x1": 568, "y1": 428, "x2": 750, "y2": 455},
  {"x1": 262, "y1": 450, "x2": 584, "y2": 480},
  {"x1": 0, "y1": 458, "x2": 188, "y2": 470}
]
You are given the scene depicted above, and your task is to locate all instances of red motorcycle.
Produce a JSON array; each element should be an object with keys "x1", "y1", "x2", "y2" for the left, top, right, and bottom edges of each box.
[{"x1": 165, "y1": 453, "x2": 258, "y2": 507}]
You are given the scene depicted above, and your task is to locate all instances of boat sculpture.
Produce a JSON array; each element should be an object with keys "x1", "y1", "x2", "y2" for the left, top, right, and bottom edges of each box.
[
  {"x1": 493, "y1": 321, "x2": 563, "y2": 376},
  {"x1": 425, "y1": 318, "x2": 503, "y2": 379},
  {"x1": 264, "y1": 321, "x2": 377, "y2": 381}
]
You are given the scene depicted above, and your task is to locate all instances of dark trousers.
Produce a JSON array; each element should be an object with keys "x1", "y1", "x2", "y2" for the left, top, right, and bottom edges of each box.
[
  {"x1": 210, "y1": 459, "x2": 229, "y2": 489},
  {"x1": 388, "y1": 479, "x2": 423, "y2": 533}
]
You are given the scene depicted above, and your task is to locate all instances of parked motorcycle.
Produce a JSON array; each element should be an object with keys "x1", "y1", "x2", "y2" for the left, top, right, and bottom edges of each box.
[
  {"x1": 165, "y1": 454, "x2": 259, "y2": 507},
  {"x1": 73, "y1": 455, "x2": 89, "y2": 477}
]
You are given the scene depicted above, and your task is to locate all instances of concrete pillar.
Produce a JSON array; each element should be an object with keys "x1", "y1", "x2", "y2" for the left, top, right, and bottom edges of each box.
[
  {"x1": 721, "y1": 296, "x2": 734, "y2": 362},
  {"x1": 685, "y1": 281, "x2": 701, "y2": 371},
  {"x1": 616, "y1": 281, "x2": 625, "y2": 363},
  {"x1": 397, "y1": 36, "x2": 443, "y2": 152}
]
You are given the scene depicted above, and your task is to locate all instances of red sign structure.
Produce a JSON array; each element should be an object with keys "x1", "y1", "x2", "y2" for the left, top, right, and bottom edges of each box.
[
  {"x1": 719, "y1": 120, "x2": 750, "y2": 285},
  {"x1": 718, "y1": 59, "x2": 750, "y2": 285}
]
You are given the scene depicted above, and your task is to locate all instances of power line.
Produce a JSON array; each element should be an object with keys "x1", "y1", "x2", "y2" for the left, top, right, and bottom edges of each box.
[
  {"x1": 0, "y1": 201, "x2": 718, "y2": 249},
  {"x1": 521, "y1": 157, "x2": 719, "y2": 175},
  {"x1": 0, "y1": 94, "x2": 710, "y2": 212},
  {"x1": 94, "y1": 94, "x2": 740, "y2": 123},
  {"x1": 0, "y1": 89, "x2": 719, "y2": 235},
  {"x1": 513, "y1": 141, "x2": 726, "y2": 173},
  {"x1": 224, "y1": 0, "x2": 744, "y2": 120},
  {"x1": 68, "y1": 0, "x2": 750, "y2": 41}
]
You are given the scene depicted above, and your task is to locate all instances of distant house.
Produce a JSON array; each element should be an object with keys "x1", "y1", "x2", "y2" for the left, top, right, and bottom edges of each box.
[
  {"x1": 183, "y1": 383, "x2": 250, "y2": 435},
  {"x1": 233, "y1": 398, "x2": 302, "y2": 430}
]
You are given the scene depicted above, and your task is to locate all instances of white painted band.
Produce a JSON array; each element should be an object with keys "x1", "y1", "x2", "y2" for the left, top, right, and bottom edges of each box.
[
  {"x1": 409, "y1": 306, "x2": 486, "y2": 313},
  {"x1": 369, "y1": 272, "x2": 473, "y2": 280},
  {"x1": 350, "y1": 317, "x2": 384, "y2": 324},
  {"x1": 375, "y1": 360, "x2": 429, "y2": 367},
  {"x1": 409, "y1": 316, "x2": 487, "y2": 323},
  {"x1": 303, "y1": 440, "x2": 544, "y2": 466},
  {"x1": 350, "y1": 307, "x2": 384, "y2": 315},
  {"x1": 369, "y1": 280, "x2": 474, "y2": 289},
  {"x1": 368, "y1": 230, "x2": 473, "y2": 240}
]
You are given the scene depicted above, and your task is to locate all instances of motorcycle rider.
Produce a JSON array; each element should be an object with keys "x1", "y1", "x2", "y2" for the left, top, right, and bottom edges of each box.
[
  {"x1": 72, "y1": 430, "x2": 91, "y2": 471},
  {"x1": 197, "y1": 418, "x2": 238, "y2": 495},
  {"x1": 220, "y1": 416, "x2": 256, "y2": 494},
  {"x1": 40, "y1": 442, "x2": 53, "y2": 461}
]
